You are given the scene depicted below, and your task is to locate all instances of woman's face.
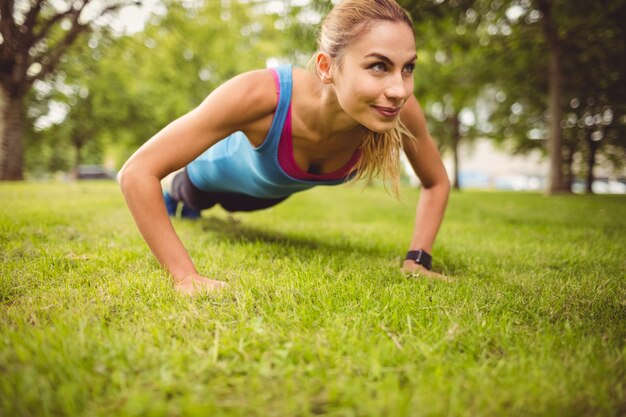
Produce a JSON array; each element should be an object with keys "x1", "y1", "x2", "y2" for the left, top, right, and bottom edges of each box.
[{"x1": 330, "y1": 21, "x2": 416, "y2": 133}]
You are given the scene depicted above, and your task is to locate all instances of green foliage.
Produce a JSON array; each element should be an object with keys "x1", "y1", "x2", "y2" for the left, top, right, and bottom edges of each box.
[
  {"x1": 275, "y1": 0, "x2": 333, "y2": 66},
  {"x1": 402, "y1": 0, "x2": 626, "y2": 185},
  {"x1": 558, "y1": 0, "x2": 626, "y2": 175},
  {"x1": 21, "y1": 0, "x2": 626, "y2": 184},
  {"x1": 1, "y1": 182, "x2": 625, "y2": 416},
  {"x1": 25, "y1": 0, "x2": 286, "y2": 173},
  {"x1": 400, "y1": 1, "x2": 493, "y2": 187}
]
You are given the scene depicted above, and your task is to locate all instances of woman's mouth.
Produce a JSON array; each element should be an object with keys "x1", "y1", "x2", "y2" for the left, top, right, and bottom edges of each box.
[{"x1": 372, "y1": 105, "x2": 400, "y2": 118}]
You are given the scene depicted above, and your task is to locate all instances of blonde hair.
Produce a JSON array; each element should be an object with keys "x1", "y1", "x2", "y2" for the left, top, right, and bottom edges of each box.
[{"x1": 317, "y1": 0, "x2": 415, "y2": 196}]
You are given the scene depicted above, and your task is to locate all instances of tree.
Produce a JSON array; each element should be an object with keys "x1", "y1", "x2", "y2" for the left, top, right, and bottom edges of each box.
[
  {"x1": 412, "y1": 30, "x2": 485, "y2": 190},
  {"x1": 534, "y1": 0, "x2": 567, "y2": 193},
  {"x1": 401, "y1": 0, "x2": 489, "y2": 190},
  {"x1": 560, "y1": 0, "x2": 626, "y2": 193},
  {"x1": 24, "y1": 0, "x2": 286, "y2": 174},
  {"x1": 482, "y1": 0, "x2": 626, "y2": 192},
  {"x1": 401, "y1": 0, "x2": 626, "y2": 194},
  {"x1": 0, "y1": 0, "x2": 139, "y2": 180}
]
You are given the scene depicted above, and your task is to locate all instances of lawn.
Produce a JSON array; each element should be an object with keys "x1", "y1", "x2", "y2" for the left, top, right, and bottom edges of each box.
[{"x1": 1, "y1": 181, "x2": 625, "y2": 416}]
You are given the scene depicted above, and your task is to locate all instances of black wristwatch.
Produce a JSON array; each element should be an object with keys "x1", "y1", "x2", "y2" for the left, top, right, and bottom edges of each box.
[{"x1": 405, "y1": 250, "x2": 432, "y2": 270}]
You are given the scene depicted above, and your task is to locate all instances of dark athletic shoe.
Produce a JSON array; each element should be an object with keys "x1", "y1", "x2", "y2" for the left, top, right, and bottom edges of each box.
[
  {"x1": 163, "y1": 191, "x2": 178, "y2": 216},
  {"x1": 181, "y1": 204, "x2": 201, "y2": 219}
]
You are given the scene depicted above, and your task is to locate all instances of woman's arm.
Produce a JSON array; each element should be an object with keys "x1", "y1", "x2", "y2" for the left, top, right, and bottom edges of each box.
[
  {"x1": 400, "y1": 96, "x2": 451, "y2": 278},
  {"x1": 119, "y1": 69, "x2": 277, "y2": 293}
]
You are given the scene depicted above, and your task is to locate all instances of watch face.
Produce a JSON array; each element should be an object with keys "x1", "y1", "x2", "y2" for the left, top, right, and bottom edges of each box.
[{"x1": 406, "y1": 250, "x2": 432, "y2": 270}]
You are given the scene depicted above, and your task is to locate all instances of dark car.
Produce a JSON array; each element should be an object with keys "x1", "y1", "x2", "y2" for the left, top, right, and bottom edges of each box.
[{"x1": 76, "y1": 165, "x2": 116, "y2": 180}]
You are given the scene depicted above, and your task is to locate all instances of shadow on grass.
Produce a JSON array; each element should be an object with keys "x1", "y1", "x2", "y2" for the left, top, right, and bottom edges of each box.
[
  {"x1": 196, "y1": 216, "x2": 464, "y2": 278},
  {"x1": 198, "y1": 215, "x2": 385, "y2": 258}
]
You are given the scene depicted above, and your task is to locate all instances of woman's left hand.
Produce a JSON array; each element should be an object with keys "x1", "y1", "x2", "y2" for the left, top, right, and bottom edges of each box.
[
  {"x1": 401, "y1": 260, "x2": 452, "y2": 282},
  {"x1": 174, "y1": 273, "x2": 228, "y2": 295}
]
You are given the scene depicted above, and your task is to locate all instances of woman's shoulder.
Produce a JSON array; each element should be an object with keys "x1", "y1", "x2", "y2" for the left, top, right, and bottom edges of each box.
[
  {"x1": 200, "y1": 68, "x2": 280, "y2": 127},
  {"x1": 198, "y1": 66, "x2": 318, "y2": 127},
  {"x1": 226, "y1": 68, "x2": 277, "y2": 108},
  {"x1": 237, "y1": 66, "x2": 317, "y2": 108},
  {"x1": 230, "y1": 65, "x2": 316, "y2": 92}
]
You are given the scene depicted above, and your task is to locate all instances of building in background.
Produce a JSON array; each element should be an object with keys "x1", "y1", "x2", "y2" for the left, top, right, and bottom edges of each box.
[{"x1": 403, "y1": 139, "x2": 625, "y2": 194}]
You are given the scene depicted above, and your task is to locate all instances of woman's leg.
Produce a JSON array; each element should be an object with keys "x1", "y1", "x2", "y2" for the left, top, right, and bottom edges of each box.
[
  {"x1": 165, "y1": 169, "x2": 288, "y2": 216},
  {"x1": 216, "y1": 192, "x2": 288, "y2": 212},
  {"x1": 164, "y1": 170, "x2": 217, "y2": 217}
]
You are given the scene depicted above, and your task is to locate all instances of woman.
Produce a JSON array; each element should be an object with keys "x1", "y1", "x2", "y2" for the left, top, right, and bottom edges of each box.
[{"x1": 119, "y1": 0, "x2": 450, "y2": 295}]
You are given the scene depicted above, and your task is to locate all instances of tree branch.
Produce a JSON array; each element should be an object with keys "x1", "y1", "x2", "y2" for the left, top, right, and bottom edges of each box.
[
  {"x1": 31, "y1": 5, "x2": 80, "y2": 47},
  {"x1": 23, "y1": 0, "x2": 47, "y2": 32},
  {"x1": 28, "y1": 10, "x2": 87, "y2": 83},
  {"x1": 27, "y1": 1, "x2": 138, "y2": 84},
  {"x1": 93, "y1": 1, "x2": 143, "y2": 24},
  {"x1": 0, "y1": 0, "x2": 15, "y2": 26},
  {"x1": 0, "y1": 0, "x2": 17, "y2": 56}
]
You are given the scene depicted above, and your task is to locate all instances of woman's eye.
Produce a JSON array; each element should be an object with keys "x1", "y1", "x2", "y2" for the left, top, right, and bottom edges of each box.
[
  {"x1": 370, "y1": 63, "x2": 387, "y2": 72},
  {"x1": 403, "y1": 63, "x2": 415, "y2": 74}
]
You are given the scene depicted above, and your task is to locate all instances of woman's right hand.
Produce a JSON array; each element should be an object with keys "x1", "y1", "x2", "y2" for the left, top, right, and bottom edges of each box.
[
  {"x1": 173, "y1": 273, "x2": 228, "y2": 296},
  {"x1": 118, "y1": 69, "x2": 278, "y2": 293},
  {"x1": 401, "y1": 261, "x2": 453, "y2": 282}
]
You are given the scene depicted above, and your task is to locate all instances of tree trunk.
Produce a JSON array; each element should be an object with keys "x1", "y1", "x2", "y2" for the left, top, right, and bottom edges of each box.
[
  {"x1": 538, "y1": 0, "x2": 567, "y2": 194},
  {"x1": 0, "y1": 88, "x2": 25, "y2": 181},
  {"x1": 450, "y1": 114, "x2": 461, "y2": 191},
  {"x1": 72, "y1": 137, "x2": 84, "y2": 180},
  {"x1": 563, "y1": 140, "x2": 575, "y2": 193},
  {"x1": 585, "y1": 129, "x2": 597, "y2": 194}
]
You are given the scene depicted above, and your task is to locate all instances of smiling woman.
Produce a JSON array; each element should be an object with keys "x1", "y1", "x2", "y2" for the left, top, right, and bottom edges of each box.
[
  {"x1": 118, "y1": 0, "x2": 451, "y2": 295},
  {"x1": 316, "y1": 18, "x2": 418, "y2": 192}
]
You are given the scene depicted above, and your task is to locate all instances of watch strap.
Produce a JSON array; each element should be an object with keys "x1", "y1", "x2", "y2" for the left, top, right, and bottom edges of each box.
[{"x1": 405, "y1": 250, "x2": 432, "y2": 270}]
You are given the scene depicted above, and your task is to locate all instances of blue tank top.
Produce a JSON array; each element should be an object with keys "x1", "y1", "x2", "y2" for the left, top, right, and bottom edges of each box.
[{"x1": 186, "y1": 65, "x2": 355, "y2": 199}]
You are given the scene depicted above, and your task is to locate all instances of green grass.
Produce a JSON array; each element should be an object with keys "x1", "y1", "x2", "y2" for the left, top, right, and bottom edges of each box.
[{"x1": 1, "y1": 181, "x2": 625, "y2": 417}]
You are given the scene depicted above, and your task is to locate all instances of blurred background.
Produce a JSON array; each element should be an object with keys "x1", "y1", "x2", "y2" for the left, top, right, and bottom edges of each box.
[{"x1": 1, "y1": 0, "x2": 625, "y2": 194}]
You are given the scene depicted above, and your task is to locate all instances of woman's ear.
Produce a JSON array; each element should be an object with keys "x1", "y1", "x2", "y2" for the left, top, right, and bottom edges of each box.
[{"x1": 315, "y1": 52, "x2": 333, "y2": 84}]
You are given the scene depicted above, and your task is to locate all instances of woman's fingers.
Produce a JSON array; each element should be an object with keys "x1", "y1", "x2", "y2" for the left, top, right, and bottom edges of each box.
[
  {"x1": 401, "y1": 261, "x2": 453, "y2": 282},
  {"x1": 174, "y1": 274, "x2": 228, "y2": 295}
]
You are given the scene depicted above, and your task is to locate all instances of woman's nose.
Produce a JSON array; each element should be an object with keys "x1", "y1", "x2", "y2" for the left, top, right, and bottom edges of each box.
[{"x1": 385, "y1": 73, "x2": 408, "y2": 101}]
